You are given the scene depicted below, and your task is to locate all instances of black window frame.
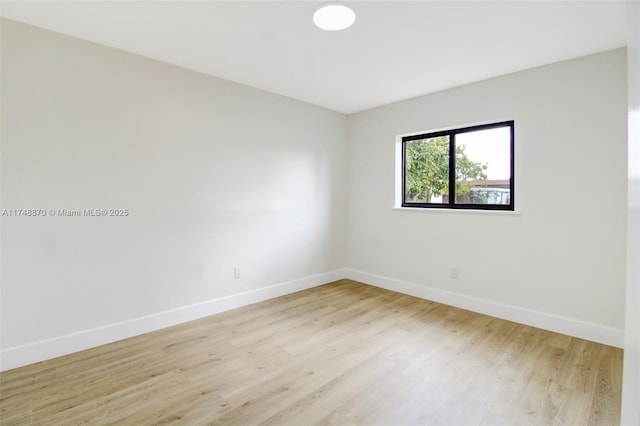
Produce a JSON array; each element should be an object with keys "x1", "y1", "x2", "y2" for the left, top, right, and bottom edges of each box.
[{"x1": 401, "y1": 120, "x2": 514, "y2": 211}]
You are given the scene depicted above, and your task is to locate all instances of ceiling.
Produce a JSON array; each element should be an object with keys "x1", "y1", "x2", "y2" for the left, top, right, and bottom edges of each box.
[{"x1": 0, "y1": 1, "x2": 628, "y2": 114}]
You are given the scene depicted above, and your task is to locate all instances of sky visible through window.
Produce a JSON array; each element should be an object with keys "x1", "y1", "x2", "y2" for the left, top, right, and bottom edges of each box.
[{"x1": 457, "y1": 126, "x2": 511, "y2": 180}]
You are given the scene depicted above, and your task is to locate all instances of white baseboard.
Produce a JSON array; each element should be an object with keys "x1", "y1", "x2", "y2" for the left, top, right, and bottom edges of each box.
[
  {"x1": 0, "y1": 269, "x2": 345, "y2": 372},
  {"x1": 1, "y1": 267, "x2": 623, "y2": 372},
  {"x1": 343, "y1": 268, "x2": 624, "y2": 348}
]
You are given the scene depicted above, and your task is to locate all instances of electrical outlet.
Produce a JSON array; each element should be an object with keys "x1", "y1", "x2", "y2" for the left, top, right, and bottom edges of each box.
[
  {"x1": 234, "y1": 267, "x2": 240, "y2": 279},
  {"x1": 450, "y1": 267, "x2": 459, "y2": 279}
]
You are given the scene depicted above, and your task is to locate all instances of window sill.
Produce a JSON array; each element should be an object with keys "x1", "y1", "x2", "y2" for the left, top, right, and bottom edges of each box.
[{"x1": 392, "y1": 207, "x2": 521, "y2": 216}]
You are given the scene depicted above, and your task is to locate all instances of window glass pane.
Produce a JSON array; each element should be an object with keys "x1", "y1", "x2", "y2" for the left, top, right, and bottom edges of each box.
[
  {"x1": 455, "y1": 126, "x2": 511, "y2": 205},
  {"x1": 405, "y1": 136, "x2": 450, "y2": 204}
]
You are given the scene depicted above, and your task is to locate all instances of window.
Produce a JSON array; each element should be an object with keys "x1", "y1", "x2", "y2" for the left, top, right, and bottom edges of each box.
[{"x1": 402, "y1": 121, "x2": 514, "y2": 211}]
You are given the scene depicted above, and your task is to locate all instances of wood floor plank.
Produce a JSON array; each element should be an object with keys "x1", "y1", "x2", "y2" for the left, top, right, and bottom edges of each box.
[{"x1": 0, "y1": 280, "x2": 623, "y2": 425}]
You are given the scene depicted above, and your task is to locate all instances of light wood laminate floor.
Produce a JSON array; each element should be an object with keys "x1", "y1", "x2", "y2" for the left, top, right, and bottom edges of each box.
[{"x1": 0, "y1": 280, "x2": 622, "y2": 425}]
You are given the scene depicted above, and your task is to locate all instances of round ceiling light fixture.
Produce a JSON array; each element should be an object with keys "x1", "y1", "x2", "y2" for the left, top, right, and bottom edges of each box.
[{"x1": 313, "y1": 3, "x2": 356, "y2": 31}]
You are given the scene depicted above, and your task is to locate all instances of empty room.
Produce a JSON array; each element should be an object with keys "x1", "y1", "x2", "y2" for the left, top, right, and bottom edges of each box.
[{"x1": 1, "y1": 1, "x2": 639, "y2": 425}]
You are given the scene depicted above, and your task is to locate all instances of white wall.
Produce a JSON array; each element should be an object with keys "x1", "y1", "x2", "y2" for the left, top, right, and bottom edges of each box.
[
  {"x1": 0, "y1": 17, "x2": 630, "y2": 373},
  {"x1": 622, "y1": 1, "x2": 640, "y2": 424},
  {"x1": 0, "y1": 19, "x2": 346, "y2": 370},
  {"x1": 346, "y1": 49, "x2": 628, "y2": 346}
]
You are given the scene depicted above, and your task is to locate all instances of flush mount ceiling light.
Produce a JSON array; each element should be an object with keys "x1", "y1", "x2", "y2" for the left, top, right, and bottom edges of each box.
[{"x1": 313, "y1": 3, "x2": 356, "y2": 31}]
